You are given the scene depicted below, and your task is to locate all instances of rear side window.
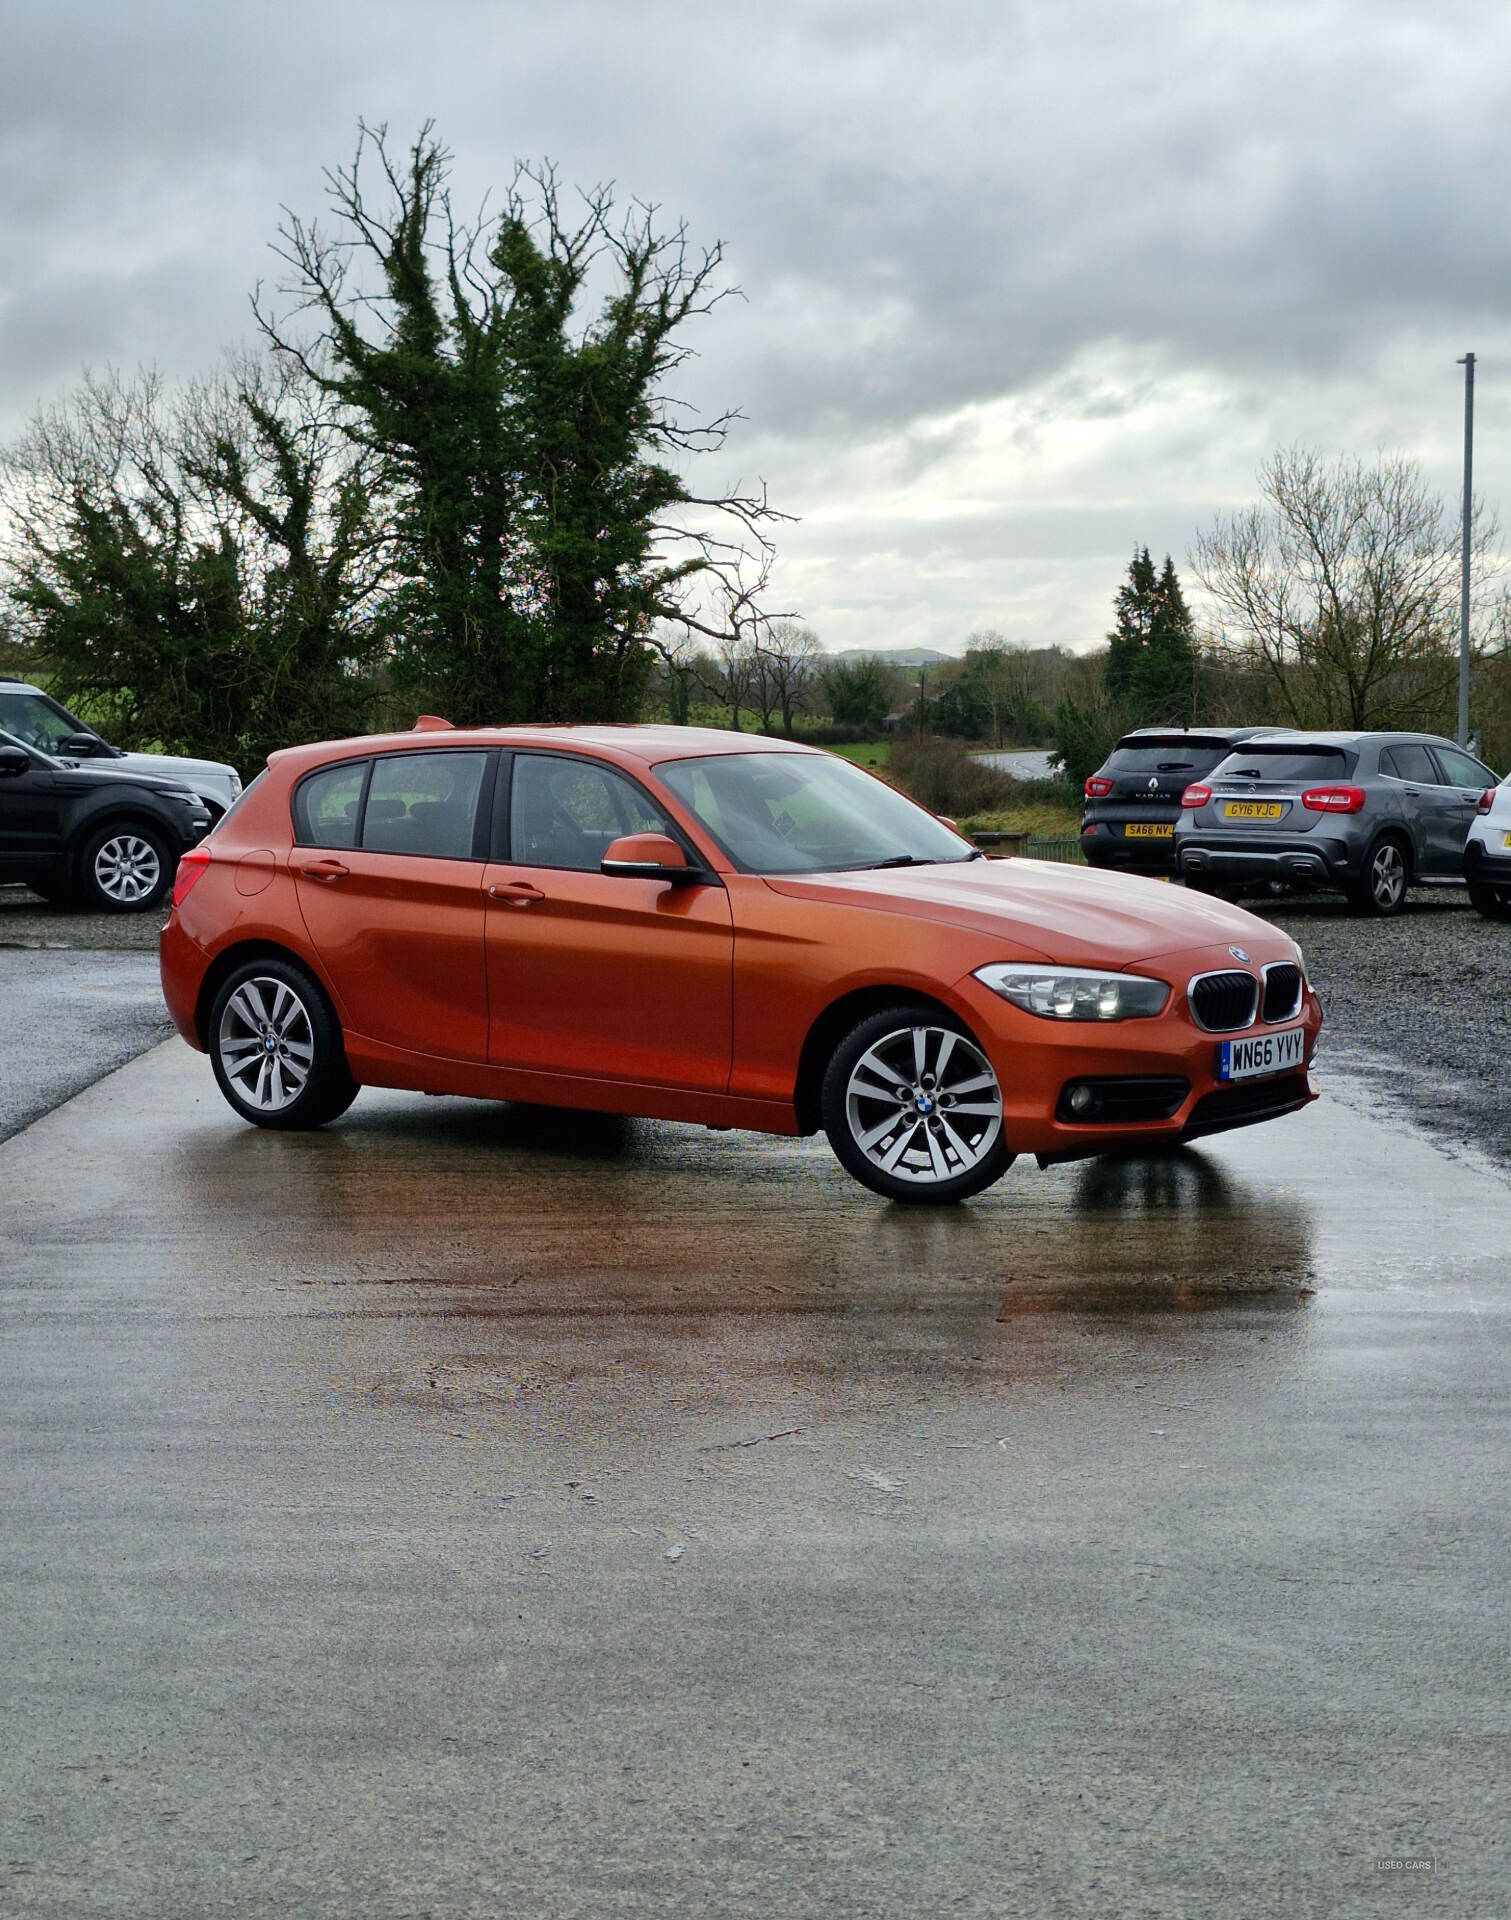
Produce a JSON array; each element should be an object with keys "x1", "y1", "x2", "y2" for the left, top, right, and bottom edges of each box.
[
  {"x1": 509, "y1": 753, "x2": 671, "y2": 871},
  {"x1": 1381, "y1": 744, "x2": 1437, "y2": 783},
  {"x1": 1432, "y1": 745, "x2": 1494, "y2": 788},
  {"x1": 293, "y1": 761, "x2": 368, "y2": 848},
  {"x1": 1212, "y1": 747, "x2": 1355, "y2": 782},
  {"x1": 362, "y1": 751, "x2": 488, "y2": 859},
  {"x1": 1103, "y1": 739, "x2": 1233, "y2": 775}
]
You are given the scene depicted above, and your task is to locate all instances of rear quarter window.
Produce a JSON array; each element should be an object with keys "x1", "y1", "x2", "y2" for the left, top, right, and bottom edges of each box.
[{"x1": 293, "y1": 761, "x2": 368, "y2": 848}]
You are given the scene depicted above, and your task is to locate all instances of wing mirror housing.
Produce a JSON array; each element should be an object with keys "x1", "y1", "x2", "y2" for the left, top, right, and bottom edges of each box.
[
  {"x1": 0, "y1": 744, "x2": 29, "y2": 778},
  {"x1": 601, "y1": 832, "x2": 700, "y2": 882},
  {"x1": 61, "y1": 731, "x2": 109, "y2": 756}
]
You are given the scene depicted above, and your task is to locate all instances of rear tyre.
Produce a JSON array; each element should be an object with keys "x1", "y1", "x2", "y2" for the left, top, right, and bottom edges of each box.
[
  {"x1": 1347, "y1": 836, "x2": 1409, "y2": 917},
  {"x1": 820, "y1": 1006, "x2": 1012, "y2": 1204},
  {"x1": 77, "y1": 821, "x2": 174, "y2": 912},
  {"x1": 1468, "y1": 880, "x2": 1511, "y2": 920},
  {"x1": 208, "y1": 958, "x2": 358, "y2": 1131}
]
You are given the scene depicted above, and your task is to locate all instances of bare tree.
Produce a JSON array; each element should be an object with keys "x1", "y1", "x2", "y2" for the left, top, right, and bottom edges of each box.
[
  {"x1": 1191, "y1": 447, "x2": 1498, "y2": 730},
  {"x1": 755, "y1": 621, "x2": 822, "y2": 733}
]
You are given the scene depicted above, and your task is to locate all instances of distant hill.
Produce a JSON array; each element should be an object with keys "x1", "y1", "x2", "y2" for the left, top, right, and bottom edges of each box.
[{"x1": 825, "y1": 646, "x2": 959, "y2": 666}]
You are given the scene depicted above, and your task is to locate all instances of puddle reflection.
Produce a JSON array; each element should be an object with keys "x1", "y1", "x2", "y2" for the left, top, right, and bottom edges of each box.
[{"x1": 174, "y1": 1093, "x2": 1315, "y2": 1321}]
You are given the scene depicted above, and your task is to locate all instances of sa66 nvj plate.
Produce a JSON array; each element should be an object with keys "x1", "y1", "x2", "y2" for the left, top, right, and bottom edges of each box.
[{"x1": 1218, "y1": 1025, "x2": 1307, "y2": 1082}]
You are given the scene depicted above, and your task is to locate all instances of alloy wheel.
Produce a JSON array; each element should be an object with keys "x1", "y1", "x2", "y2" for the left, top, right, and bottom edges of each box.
[
  {"x1": 843, "y1": 1024, "x2": 1003, "y2": 1188},
  {"x1": 1370, "y1": 842, "x2": 1406, "y2": 912},
  {"x1": 216, "y1": 976, "x2": 316, "y2": 1113},
  {"x1": 92, "y1": 833, "x2": 162, "y2": 905}
]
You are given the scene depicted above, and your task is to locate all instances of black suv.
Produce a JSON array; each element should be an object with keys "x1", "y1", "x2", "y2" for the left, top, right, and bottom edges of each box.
[
  {"x1": 0, "y1": 728, "x2": 211, "y2": 910},
  {"x1": 1080, "y1": 727, "x2": 1276, "y2": 874}
]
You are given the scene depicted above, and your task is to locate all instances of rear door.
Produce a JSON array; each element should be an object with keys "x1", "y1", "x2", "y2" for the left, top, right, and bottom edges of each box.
[
  {"x1": 1378, "y1": 742, "x2": 1453, "y2": 874},
  {"x1": 1428, "y1": 744, "x2": 1497, "y2": 876},
  {"x1": 484, "y1": 751, "x2": 733, "y2": 1092},
  {"x1": 292, "y1": 749, "x2": 495, "y2": 1061}
]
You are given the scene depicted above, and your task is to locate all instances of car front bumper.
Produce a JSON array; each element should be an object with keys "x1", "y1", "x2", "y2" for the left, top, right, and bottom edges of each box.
[{"x1": 954, "y1": 963, "x2": 1323, "y2": 1163}]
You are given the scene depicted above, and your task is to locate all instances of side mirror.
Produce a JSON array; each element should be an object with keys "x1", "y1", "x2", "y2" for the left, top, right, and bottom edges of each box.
[
  {"x1": 0, "y1": 745, "x2": 31, "y2": 778},
  {"x1": 61, "y1": 731, "x2": 108, "y2": 756},
  {"x1": 601, "y1": 832, "x2": 697, "y2": 881}
]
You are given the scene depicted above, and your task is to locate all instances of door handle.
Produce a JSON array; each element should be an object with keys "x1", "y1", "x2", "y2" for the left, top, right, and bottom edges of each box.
[
  {"x1": 489, "y1": 880, "x2": 546, "y2": 905},
  {"x1": 300, "y1": 859, "x2": 350, "y2": 881}
]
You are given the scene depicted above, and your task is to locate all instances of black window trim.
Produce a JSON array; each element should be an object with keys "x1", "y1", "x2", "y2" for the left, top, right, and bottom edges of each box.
[
  {"x1": 497, "y1": 747, "x2": 716, "y2": 879},
  {"x1": 292, "y1": 747, "x2": 499, "y2": 860},
  {"x1": 1426, "y1": 743, "x2": 1493, "y2": 791},
  {"x1": 292, "y1": 756, "x2": 373, "y2": 850}
]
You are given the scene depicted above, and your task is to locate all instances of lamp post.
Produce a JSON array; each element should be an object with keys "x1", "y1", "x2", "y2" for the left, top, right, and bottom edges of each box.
[{"x1": 1457, "y1": 352, "x2": 1475, "y2": 748}]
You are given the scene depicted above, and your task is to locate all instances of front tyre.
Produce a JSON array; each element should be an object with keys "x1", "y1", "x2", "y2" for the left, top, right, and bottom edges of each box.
[
  {"x1": 77, "y1": 821, "x2": 173, "y2": 911},
  {"x1": 208, "y1": 959, "x2": 358, "y2": 1131},
  {"x1": 821, "y1": 1007, "x2": 1012, "y2": 1204}
]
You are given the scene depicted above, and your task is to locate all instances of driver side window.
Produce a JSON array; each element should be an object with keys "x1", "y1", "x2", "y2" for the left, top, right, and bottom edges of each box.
[{"x1": 509, "y1": 754, "x2": 671, "y2": 871}]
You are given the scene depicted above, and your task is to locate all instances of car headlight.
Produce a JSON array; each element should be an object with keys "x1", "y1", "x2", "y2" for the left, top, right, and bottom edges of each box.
[
  {"x1": 228, "y1": 773, "x2": 242, "y2": 797},
  {"x1": 974, "y1": 963, "x2": 1170, "y2": 1021}
]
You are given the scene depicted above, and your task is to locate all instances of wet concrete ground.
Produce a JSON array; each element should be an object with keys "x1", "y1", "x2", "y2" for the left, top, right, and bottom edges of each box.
[{"x1": 2, "y1": 1041, "x2": 1507, "y2": 1916}]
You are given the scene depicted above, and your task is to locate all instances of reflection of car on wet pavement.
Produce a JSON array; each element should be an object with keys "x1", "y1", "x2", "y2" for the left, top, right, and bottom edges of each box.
[
  {"x1": 159, "y1": 724, "x2": 1321, "y2": 1203},
  {"x1": 1175, "y1": 729, "x2": 1498, "y2": 915}
]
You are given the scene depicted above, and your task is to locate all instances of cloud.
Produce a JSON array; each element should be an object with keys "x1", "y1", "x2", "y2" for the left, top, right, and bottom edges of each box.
[{"x1": 4, "y1": 0, "x2": 1509, "y2": 650}]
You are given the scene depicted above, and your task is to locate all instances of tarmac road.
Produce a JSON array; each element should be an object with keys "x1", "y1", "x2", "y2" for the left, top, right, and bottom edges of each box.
[{"x1": 1, "y1": 1040, "x2": 1507, "y2": 1917}]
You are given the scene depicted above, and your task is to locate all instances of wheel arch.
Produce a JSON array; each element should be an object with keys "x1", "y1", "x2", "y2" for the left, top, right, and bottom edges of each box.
[
  {"x1": 792, "y1": 985, "x2": 963, "y2": 1136},
  {"x1": 194, "y1": 938, "x2": 339, "y2": 1051}
]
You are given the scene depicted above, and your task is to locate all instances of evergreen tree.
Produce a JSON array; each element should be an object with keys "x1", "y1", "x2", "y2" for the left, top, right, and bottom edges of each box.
[
  {"x1": 1103, "y1": 548, "x2": 1196, "y2": 724},
  {"x1": 259, "y1": 125, "x2": 780, "y2": 726}
]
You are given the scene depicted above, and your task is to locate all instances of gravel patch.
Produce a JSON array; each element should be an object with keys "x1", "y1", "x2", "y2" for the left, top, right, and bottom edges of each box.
[
  {"x1": 1252, "y1": 886, "x2": 1511, "y2": 1167},
  {"x1": 0, "y1": 881, "x2": 168, "y2": 951}
]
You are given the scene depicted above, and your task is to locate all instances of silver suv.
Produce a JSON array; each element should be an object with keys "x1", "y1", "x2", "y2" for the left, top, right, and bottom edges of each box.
[
  {"x1": 0, "y1": 680, "x2": 241, "y2": 821},
  {"x1": 1174, "y1": 730, "x2": 1498, "y2": 916}
]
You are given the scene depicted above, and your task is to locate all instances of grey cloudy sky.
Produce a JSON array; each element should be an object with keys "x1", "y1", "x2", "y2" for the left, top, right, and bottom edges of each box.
[{"x1": 4, "y1": 0, "x2": 1509, "y2": 652}]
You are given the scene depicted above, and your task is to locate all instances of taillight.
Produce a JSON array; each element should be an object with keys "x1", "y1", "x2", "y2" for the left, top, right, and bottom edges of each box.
[
  {"x1": 1181, "y1": 784, "x2": 1211, "y2": 809},
  {"x1": 1478, "y1": 789, "x2": 1496, "y2": 815},
  {"x1": 172, "y1": 846, "x2": 211, "y2": 906},
  {"x1": 1084, "y1": 776, "x2": 1113, "y2": 798},
  {"x1": 1301, "y1": 786, "x2": 1366, "y2": 814}
]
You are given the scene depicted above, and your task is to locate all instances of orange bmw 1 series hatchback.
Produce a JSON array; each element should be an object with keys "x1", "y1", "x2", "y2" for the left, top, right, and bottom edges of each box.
[{"x1": 160, "y1": 723, "x2": 1321, "y2": 1203}]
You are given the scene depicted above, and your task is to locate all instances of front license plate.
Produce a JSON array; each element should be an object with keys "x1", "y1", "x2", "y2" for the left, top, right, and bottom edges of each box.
[
  {"x1": 1223, "y1": 801, "x2": 1283, "y2": 819},
  {"x1": 1218, "y1": 1025, "x2": 1307, "y2": 1082},
  {"x1": 1124, "y1": 823, "x2": 1173, "y2": 839},
  {"x1": 1502, "y1": 831, "x2": 1511, "y2": 849}
]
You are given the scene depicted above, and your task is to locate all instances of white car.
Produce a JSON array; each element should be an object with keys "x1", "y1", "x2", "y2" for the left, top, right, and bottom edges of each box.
[
  {"x1": 0, "y1": 679, "x2": 241, "y2": 821},
  {"x1": 1463, "y1": 773, "x2": 1511, "y2": 918}
]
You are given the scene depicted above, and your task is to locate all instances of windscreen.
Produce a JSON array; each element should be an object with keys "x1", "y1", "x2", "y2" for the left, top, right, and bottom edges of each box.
[
  {"x1": 1211, "y1": 746, "x2": 1355, "y2": 782},
  {"x1": 0, "y1": 690, "x2": 81, "y2": 755},
  {"x1": 655, "y1": 751, "x2": 977, "y2": 874},
  {"x1": 1104, "y1": 738, "x2": 1235, "y2": 775}
]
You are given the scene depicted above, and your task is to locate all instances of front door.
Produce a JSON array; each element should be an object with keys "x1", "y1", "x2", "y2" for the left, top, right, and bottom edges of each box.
[
  {"x1": 485, "y1": 751, "x2": 733, "y2": 1091},
  {"x1": 291, "y1": 749, "x2": 494, "y2": 1061},
  {"x1": 0, "y1": 752, "x2": 64, "y2": 872}
]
